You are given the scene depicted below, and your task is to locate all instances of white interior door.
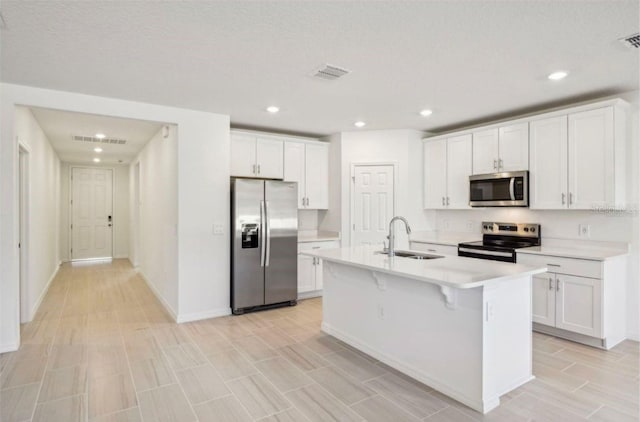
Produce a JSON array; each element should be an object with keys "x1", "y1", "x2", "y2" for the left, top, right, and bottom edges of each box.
[
  {"x1": 352, "y1": 165, "x2": 394, "y2": 247},
  {"x1": 71, "y1": 167, "x2": 114, "y2": 260}
]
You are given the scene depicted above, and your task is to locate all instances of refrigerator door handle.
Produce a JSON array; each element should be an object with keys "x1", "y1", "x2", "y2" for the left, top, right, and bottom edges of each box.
[
  {"x1": 260, "y1": 200, "x2": 266, "y2": 267},
  {"x1": 265, "y1": 200, "x2": 271, "y2": 266}
]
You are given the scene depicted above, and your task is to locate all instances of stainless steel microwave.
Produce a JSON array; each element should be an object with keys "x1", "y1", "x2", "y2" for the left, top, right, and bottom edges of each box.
[{"x1": 469, "y1": 171, "x2": 529, "y2": 207}]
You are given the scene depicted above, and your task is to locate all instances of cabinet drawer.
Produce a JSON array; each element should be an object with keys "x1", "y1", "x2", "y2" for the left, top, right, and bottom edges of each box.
[
  {"x1": 298, "y1": 240, "x2": 340, "y2": 252},
  {"x1": 410, "y1": 242, "x2": 457, "y2": 256},
  {"x1": 517, "y1": 253, "x2": 602, "y2": 279}
]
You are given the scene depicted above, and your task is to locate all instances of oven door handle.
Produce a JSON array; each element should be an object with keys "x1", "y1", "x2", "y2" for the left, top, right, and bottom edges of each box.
[
  {"x1": 458, "y1": 247, "x2": 514, "y2": 258},
  {"x1": 509, "y1": 177, "x2": 515, "y2": 201}
]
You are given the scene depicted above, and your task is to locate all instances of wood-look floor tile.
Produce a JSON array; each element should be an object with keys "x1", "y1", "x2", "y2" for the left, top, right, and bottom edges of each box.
[
  {"x1": 575, "y1": 382, "x2": 639, "y2": 417},
  {"x1": 49, "y1": 344, "x2": 88, "y2": 370},
  {"x1": 124, "y1": 334, "x2": 163, "y2": 363},
  {"x1": 174, "y1": 364, "x2": 229, "y2": 405},
  {"x1": 563, "y1": 363, "x2": 638, "y2": 395},
  {"x1": 130, "y1": 356, "x2": 176, "y2": 392},
  {"x1": 89, "y1": 407, "x2": 142, "y2": 422},
  {"x1": 227, "y1": 373, "x2": 291, "y2": 419},
  {"x1": 0, "y1": 352, "x2": 13, "y2": 374},
  {"x1": 39, "y1": 364, "x2": 88, "y2": 403},
  {"x1": 33, "y1": 394, "x2": 87, "y2": 422},
  {"x1": 277, "y1": 343, "x2": 329, "y2": 372},
  {"x1": 153, "y1": 326, "x2": 190, "y2": 348},
  {"x1": 424, "y1": 406, "x2": 476, "y2": 421},
  {"x1": 351, "y1": 395, "x2": 421, "y2": 422},
  {"x1": 89, "y1": 345, "x2": 129, "y2": 380},
  {"x1": 232, "y1": 335, "x2": 278, "y2": 362},
  {"x1": 589, "y1": 405, "x2": 639, "y2": 422},
  {"x1": 207, "y1": 348, "x2": 257, "y2": 381},
  {"x1": 11, "y1": 343, "x2": 50, "y2": 362},
  {"x1": 285, "y1": 383, "x2": 361, "y2": 422},
  {"x1": 189, "y1": 332, "x2": 233, "y2": 356},
  {"x1": 519, "y1": 378, "x2": 601, "y2": 417},
  {"x1": 299, "y1": 333, "x2": 346, "y2": 356},
  {"x1": 532, "y1": 361, "x2": 586, "y2": 391},
  {"x1": 307, "y1": 365, "x2": 374, "y2": 405},
  {"x1": 499, "y1": 391, "x2": 585, "y2": 422},
  {"x1": 192, "y1": 395, "x2": 252, "y2": 422},
  {"x1": 138, "y1": 384, "x2": 197, "y2": 422},
  {"x1": 255, "y1": 356, "x2": 313, "y2": 393},
  {"x1": 533, "y1": 350, "x2": 574, "y2": 371},
  {"x1": 365, "y1": 372, "x2": 446, "y2": 418},
  {"x1": 0, "y1": 358, "x2": 47, "y2": 389},
  {"x1": 0, "y1": 382, "x2": 40, "y2": 422},
  {"x1": 162, "y1": 343, "x2": 207, "y2": 370},
  {"x1": 258, "y1": 407, "x2": 309, "y2": 422},
  {"x1": 253, "y1": 327, "x2": 297, "y2": 349},
  {"x1": 323, "y1": 349, "x2": 386, "y2": 382},
  {"x1": 89, "y1": 372, "x2": 137, "y2": 418}
]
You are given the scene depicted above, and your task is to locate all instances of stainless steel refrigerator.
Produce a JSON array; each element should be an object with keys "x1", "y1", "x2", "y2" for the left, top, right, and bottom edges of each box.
[{"x1": 231, "y1": 178, "x2": 298, "y2": 314}]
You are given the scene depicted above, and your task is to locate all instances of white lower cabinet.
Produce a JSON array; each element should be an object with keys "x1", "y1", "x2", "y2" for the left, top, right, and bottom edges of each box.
[
  {"x1": 519, "y1": 252, "x2": 626, "y2": 349},
  {"x1": 409, "y1": 242, "x2": 457, "y2": 256},
  {"x1": 297, "y1": 240, "x2": 340, "y2": 297}
]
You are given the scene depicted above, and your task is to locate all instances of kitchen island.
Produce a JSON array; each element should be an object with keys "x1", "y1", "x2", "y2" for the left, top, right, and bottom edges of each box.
[{"x1": 302, "y1": 246, "x2": 547, "y2": 414}]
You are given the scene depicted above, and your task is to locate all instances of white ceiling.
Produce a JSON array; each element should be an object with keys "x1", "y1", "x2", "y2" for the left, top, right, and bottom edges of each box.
[
  {"x1": 1, "y1": 1, "x2": 638, "y2": 137},
  {"x1": 30, "y1": 107, "x2": 164, "y2": 164}
]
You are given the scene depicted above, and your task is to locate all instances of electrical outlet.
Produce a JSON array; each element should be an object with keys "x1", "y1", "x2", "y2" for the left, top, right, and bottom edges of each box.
[
  {"x1": 377, "y1": 304, "x2": 385, "y2": 320},
  {"x1": 441, "y1": 219, "x2": 449, "y2": 230},
  {"x1": 466, "y1": 220, "x2": 475, "y2": 231},
  {"x1": 486, "y1": 302, "x2": 495, "y2": 322},
  {"x1": 213, "y1": 224, "x2": 225, "y2": 235},
  {"x1": 578, "y1": 224, "x2": 591, "y2": 238}
]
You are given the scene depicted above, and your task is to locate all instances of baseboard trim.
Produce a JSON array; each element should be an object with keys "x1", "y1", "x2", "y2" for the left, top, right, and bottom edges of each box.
[
  {"x1": 176, "y1": 308, "x2": 232, "y2": 323},
  {"x1": 28, "y1": 264, "x2": 60, "y2": 321},
  {"x1": 322, "y1": 322, "x2": 500, "y2": 414},
  {"x1": 114, "y1": 255, "x2": 129, "y2": 259},
  {"x1": 0, "y1": 342, "x2": 19, "y2": 354},
  {"x1": 626, "y1": 331, "x2": 639, "y2": 342},
  {"x1": 298, "y1": 290, "x2": 323, "y2": 300},
  {"x1": 136, "y1": 270, "x2": 178, "y2": 322}
]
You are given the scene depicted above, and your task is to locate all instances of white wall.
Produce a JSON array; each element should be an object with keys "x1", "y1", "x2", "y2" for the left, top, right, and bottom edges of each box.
[
  {"x1": 60, "y1": 162, "x2": 129, "y2": 261},
  {"x1": 14, "y1": 106, "x2": 61, "y2": 323},
  {"x1": 130, "y1": 125, "x2": 179, "y2": 315},
  {"x1": 1, "y1": 84, "x2": 230, "y2": 351},
  {"x1": 325, "y1": 129, "x2": 431, "y2": 249}
]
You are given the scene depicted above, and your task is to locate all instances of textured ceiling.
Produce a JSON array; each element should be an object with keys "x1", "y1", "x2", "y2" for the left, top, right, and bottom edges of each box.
[
  {"x1": 1, "y1": 1, "x2": 638, "y2": 136},
  {"x1": 30, "y1": 107, "x2": 164, "y2": 164}
]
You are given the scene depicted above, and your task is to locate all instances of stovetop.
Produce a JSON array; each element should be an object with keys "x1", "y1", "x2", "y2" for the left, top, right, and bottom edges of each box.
[{"x1": 459, "y1": 221, "x2": 541, "y2": 252}]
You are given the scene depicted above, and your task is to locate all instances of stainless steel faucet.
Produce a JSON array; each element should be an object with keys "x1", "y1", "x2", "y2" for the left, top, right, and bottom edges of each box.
[{"x1": 387, "y1": 216, "x2": 412, "y2": 257}]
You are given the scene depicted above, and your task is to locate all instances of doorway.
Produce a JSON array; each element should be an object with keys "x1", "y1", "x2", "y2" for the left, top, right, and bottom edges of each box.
[
  {"x1": 18, "y1": 144, "x2": 30, "y2": 323},
  {"x1": 351, "y1": 163, "x2": 396, "y2": 247},
  {"x1": 70, "y1": 167, "x2": 114, "y2": 260},
  {"x1": 132, "y1": 161, "x2": 141, "y2": 267}
]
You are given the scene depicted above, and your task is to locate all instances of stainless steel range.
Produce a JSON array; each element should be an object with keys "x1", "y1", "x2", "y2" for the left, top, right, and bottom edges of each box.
[{"x1": 458, "y1": 222, "x2": 541, "y2": 263}]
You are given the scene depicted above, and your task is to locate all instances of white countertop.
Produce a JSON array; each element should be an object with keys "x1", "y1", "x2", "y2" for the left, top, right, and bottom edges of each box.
[
  {"x1": 409, "y1": 231, "x2": 481, "y2": 247},
  {"x1": 517, "y1": 237, "x2": 629, "y2": 261},
  {"x1": 302, "y1": 245, "x2": 547, "y2": 289},
  {"x1": 298, "y1": 230, "x2": 341, "y2": 243}
]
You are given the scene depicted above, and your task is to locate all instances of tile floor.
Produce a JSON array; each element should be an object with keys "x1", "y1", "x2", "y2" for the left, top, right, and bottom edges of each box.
[{"x1": 0, "y1": 259, "x2": 638, "y2": 421}]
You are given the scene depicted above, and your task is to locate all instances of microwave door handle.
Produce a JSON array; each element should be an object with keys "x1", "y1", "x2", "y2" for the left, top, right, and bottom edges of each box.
[{"x1": 509, "y1": 178, "x2": 515, "y2": 200}]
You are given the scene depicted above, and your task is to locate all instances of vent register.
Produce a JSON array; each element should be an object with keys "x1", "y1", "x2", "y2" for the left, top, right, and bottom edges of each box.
[
  {"x1": 72, "y1": 135, "x2": 127, "y2": 145},
  {"x1": 312, "y1": 64, "x2": 351, "y2": 80},
  {"x1": 620, "y1": 33, "x2": 640, "y2": 49}
]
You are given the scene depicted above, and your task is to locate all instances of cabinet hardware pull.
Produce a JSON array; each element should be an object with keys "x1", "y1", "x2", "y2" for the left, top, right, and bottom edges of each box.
[
  {"x1": 442, "y1": 197, "x2": 445, "y2": 206},
  {"x1": 493, "y1": 159, "x2": 497, "y2": 170},
  {"x1": 549, "y1": 278, "x2": 553, "y2": 290},
  {"x1": 257, "y1": 164, "x2": 261, "y2": 174},
  {"x1": 561, "y1": 193, "x2": 566, "y2": 205},
  {"x1": 546, "y1": 263, "x2": 561, "y2": 267},
  {"x1": 569, "y1": 193, "x2": 573, "y2": 205},
  {"x1": 499, "y1": 159, "x2": 503, "y2": 169},
  {"x1": 446, "y1": 197, "x2": 450, "y2": 206},
  {"x1": 252, "y1": 164, "x2": 256, "y2": 174},
  {"x1": 312, "y1": 246, "x2": 320, "y2": 249},
  {"x1": 427, "y1": 249, "x2": 436, "y2": 252},
  {"x1": 301, "y1": 197, "x2": 305, "y2": 206},
  {"x1": 557, "y1": 279, "x2": 560, "y2": 291}
]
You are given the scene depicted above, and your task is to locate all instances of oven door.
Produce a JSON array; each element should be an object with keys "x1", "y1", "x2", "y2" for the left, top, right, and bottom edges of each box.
[
  {"x1": 469, "y1": 171, "x2": 528, "y2": 207},
  {"x1": 458, "y1": 245, "x2": 516, "y2": 263}
]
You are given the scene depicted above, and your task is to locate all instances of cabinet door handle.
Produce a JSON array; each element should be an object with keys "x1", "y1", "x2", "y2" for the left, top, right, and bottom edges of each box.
[
  {"x1": 446, "y1": 197, "x2": 450, "y2": 206},
  {"x1": 561, "y1": 193, "x2": 566, "y2": 205},
  {"x1": 257, "y1": 164, "x2": 261, "y2": 174},
  {"x1": 569, "y1": 193, "x2": 573, "y2": 205},
  {"x1": 427, "y1": 249, "x2": 437, "y2": 252},
  {"x1": 301, "y1": 197, "x2": 305, "y2": 206},
  {"x1": 499, "y1": 159, "x2": 503, "y2": 169},
  {"x1": 442, "y1": 197, "x2": 445, "y2": 206},
  {"x1": 548, "y1": 277, "x2": 554, "y2": 290},
  {"x1": 547, "y1": 263, "x2": 560, "y2": 267},
  {"x1": 252, "y1": 164, "x2": 256, "y2": 175},
  {"x1": 493, "y1": 159, "x2": 497, "y2": 170},
  {"x1": 556, "y1": 279, "x2": 561, "y2": 291}
]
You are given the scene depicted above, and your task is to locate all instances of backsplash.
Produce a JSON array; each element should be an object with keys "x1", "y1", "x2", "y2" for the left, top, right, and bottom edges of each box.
[{"x1": 298, "y1": 210, "x2": 319, "y2": 230}]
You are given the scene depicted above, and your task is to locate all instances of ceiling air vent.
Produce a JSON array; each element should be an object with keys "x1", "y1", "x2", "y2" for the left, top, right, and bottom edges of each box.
[
  {"x1": 72, "y1": 135, "x2": 127, "y2": 145},
  {"x1": 619, "y1": 33, "x2": 640, "y2": 49},
  {"x1": 312, "y1": 64, "x2": 351, "y2": 80}
]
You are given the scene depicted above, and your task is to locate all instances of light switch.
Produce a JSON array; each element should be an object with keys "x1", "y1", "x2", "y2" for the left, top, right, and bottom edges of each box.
[{"x1": 213, "y1": 224, "x2": 225, "y2": 235}]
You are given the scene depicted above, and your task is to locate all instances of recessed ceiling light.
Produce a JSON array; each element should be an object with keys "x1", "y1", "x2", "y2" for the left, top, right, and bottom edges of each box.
[
  {"x1": 420, "y1": 109, "x2": 433, "y2": 117},
  {"x1": 354, "y1": 121, "x2": 366, "y2": 128},
  {"x1": 93, "y1": 158, "x2": 101, "y2": 163},
  {"x1": 266, "y1": 106, "x2": 279, "y2": 113},
  {"x1": 94, "y1": 147, "x2": 103, "y2": 153},
  {"x1": 548, "y1": 71, "x2": 568, "y2": 81},
  {"x1": 95, "y1": 133, "x2": 106, "y2": 139}
]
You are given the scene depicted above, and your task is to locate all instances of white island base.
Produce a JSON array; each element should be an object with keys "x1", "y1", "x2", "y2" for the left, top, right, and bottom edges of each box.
[{"x1": 321, "y1": 260, "x2": 535, "y2": 414}]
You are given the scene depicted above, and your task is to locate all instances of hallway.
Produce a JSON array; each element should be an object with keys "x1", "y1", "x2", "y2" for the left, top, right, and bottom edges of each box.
[{"x1": 1, "y1": 261, "x2": 638, "y2": 422}]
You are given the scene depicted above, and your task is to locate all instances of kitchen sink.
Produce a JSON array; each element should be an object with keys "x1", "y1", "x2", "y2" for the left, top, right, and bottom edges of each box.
[{"x1": 376, "y1": 250, "x2": 444, "y2": 260}]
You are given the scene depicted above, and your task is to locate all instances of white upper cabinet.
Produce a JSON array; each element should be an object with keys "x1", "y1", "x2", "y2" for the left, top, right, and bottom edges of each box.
[
  {"x1": 568, "y1": 107, "x2": 619, "y2": 209},
  {"x1": 230, "y1": 133, "x2": 258, "y2": 177},
  {"x1": 304, "y1": 142, "x2": 329, "y2": 209},
  {"x1": 423, "y1": 139, "x2": 448, "y2": 209},
  {"x1": 231, "y1": 132, "x2": 284, "y2": 179},
  {"x1": 256, "y1": 137, "x2": 284, "y2": 179},
  {"x1": 472, "y1": 129, "x2": 499, "y2": 174},
  {"x1": 530, "y1": 104, "x2": 626, "y2": 210},
  {"x1": 446, "y1": 134, "x2": 473, "y2": 208},
  {"x1": 423, "y1": 135, "x2": 472, "y2": 209},
  {"x1": 530, "y1": 116, "x2": 568, "y2": 209},
  {"x1": 472, "y1": 124, "x2": 529, "y2": 175},
  {"x1": 498, "y1": 123, "x2": 529, "y2": 171},
  {"x1": 283, "y1": 140, "x2": 329, "y2": 210}
]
